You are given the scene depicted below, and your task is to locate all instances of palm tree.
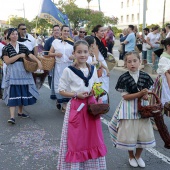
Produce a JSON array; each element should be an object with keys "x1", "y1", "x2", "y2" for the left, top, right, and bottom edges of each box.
[{"x1": 87, "y1": 0, "x2": 92, "y2": 9}]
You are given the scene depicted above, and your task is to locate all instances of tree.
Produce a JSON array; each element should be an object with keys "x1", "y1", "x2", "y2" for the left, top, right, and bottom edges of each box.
[
  {"x1": 31, "y1": 17, "x2": 53, "y2": 35},
  {"x1": 87, "y1": 0, "x2": 92, "y2": 9},
  {"x1": 7, "y1": 16, "x2": 33, "y2": 32},
  {"x1": 61, "y1": 1, "x2": 118, "y2": 31}
]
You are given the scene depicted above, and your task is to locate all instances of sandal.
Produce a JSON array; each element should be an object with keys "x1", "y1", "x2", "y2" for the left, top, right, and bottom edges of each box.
[{"x1": 61, "y1": 107, "x2": 66, "y2": 113}]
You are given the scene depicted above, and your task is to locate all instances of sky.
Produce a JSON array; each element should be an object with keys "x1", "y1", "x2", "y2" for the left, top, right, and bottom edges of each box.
[{"x1": 0, "y1": 0, "x2": 118, "y2": 21}]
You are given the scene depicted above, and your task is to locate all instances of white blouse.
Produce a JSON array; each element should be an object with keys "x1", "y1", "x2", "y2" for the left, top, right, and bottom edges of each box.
[
  {"x1": 58, "y1": 66, "x2": 99, "y2": 93},
  {"x1": 52, "y1": 39, "x2": 73, "y2": 63},
  {"x1": 157, "y1": 56, "x2": 170, "y2": 74}
]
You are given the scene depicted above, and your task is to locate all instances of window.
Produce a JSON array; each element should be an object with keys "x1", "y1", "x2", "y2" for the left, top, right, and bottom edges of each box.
[
  {"x1": 127, "y1": 0, "x2": 129, "y2": 7},
  {"x1": 121, "y1": 2, "x2": 123, "y2": 8},
  {"x1": 126, "y1": 15, "x2": 129, "y2": 22},
  {"x1": 137, "y1": 13, "x2": 139, "y2": 20},
  {"x1": 121, "y1": 16, "x2": 123, "y2": 23},
  {"x1": 132, "y1": 14, "x2": 134, "y2": 22}
]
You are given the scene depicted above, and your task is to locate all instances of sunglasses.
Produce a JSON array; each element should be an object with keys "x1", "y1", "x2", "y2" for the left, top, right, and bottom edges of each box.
[
  {"x1": 63, "y1": 30, "x2": 69, "y2": 32},
  {"x1": 21, "y1": 28, "x2": 27, "y2": 30},
  {"x1": 80, "y1": 31, "x2": 85, "y2": 33}
]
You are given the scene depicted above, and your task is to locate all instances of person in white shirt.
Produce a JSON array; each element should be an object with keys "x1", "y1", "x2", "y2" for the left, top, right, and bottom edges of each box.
[
  {"x1": 141, "y1": 28, "x2": 150, "y2": 64},
  {"x1": 146, "y1": 26, "x2": 160, "y2": 71},
  {"x1": 49, "y1": 25, "x2": 74, "y2": 112},
  {"x1": 165, "y1": 24, "x2": 170, "y2": 38},
  {"x1": 17, "y1": 23, "x2": 38, "y2": 56}
]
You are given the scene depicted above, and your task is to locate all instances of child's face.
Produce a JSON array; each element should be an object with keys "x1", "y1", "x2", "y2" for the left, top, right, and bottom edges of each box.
[
  {"x1": 74, "y1": 44, "x2": 89, "y2": 64},
  {"x1": 126, "y1": 54, "x2": 141, "y2": 72}
]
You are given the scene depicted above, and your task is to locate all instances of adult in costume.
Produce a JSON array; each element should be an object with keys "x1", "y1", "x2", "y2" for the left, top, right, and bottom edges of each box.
[
  {"x1": 49, "y1": 25, "x2": 74, "y2": 112},
  {"x1": 1, "y1": 28, "x2": 42, "y2": 124}
]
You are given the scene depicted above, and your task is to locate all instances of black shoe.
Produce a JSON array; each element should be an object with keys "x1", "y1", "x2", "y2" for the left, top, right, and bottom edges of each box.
[
  {"x1": 56, "y1": 102, "x2": 61, "y2": 110},
  {"x1": 8, "y1": 118, "x2": 15, "y2": 124},
  {"x1": 18, "y1": 113, "x2": 30, "y2": 118}
]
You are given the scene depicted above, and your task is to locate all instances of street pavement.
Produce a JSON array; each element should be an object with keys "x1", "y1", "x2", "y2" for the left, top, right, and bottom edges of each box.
[{"x1": 0, "y1": 42, "x2": 170, "y2": 170}]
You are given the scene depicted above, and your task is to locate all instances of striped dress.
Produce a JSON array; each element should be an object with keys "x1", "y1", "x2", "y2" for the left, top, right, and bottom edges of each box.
[
  {"x1": 108, "y1": 70, "x2": 156, "y2": 150},
  {"x1": 2, "y1": 42, "x2": 39, "y2": 106}
]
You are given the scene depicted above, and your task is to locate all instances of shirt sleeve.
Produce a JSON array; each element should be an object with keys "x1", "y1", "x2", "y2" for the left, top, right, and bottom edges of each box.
[
  {"x1": 1, "y1": 46, "x2": 8, "y2": 60},
  {"x1": 58, "y1": 68, "x2": 71, "y2": 92},
  {"x1": 125, "y1": 34, "x2": 132, "y2": 43},
  {"x1": 157, "y1": 57, "x2": 170, "y2": 74}
]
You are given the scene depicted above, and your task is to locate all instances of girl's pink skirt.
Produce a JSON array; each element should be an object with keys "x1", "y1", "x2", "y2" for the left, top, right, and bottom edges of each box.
[{"x1": 57, "y1": 96, "x2": 107, "y2": 170}]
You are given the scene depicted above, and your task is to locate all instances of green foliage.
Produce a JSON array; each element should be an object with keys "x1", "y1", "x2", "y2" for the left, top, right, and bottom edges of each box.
[
  {"x1": 60, "y1": 1, "x2": 118, "y2": 32},
  {"x1": 112, "y1": 26, "x2": 122, "y2": 38},
  {"x1": 31, "y1": 17, "x2": 53, "y2": 35},
  {"x1": 7, "y1": 16, "x2": 32, "y2": 32}
]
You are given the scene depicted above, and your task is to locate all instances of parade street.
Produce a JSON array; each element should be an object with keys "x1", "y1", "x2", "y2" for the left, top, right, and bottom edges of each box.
[{"x1": 0, "y1": 66, "x2": 170, "y2": 170}]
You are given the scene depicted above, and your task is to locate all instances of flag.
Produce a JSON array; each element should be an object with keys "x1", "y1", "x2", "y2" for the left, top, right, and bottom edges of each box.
[{"x1": 39, "y1": 0, "x2": 69, "y2": 26}]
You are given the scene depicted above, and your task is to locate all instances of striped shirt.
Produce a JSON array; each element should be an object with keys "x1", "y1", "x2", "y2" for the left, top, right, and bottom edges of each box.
[{"x1": 2, "y1": 43, "x2": 31, "y2": 63}]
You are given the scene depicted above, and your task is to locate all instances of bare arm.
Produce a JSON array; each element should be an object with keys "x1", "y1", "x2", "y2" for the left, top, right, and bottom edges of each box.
[
  {"x1": 3, "y1": 53, "x2": 25, "y2": 65},
  {"x1": 146, "y1": 37, "x2": 153, "y2": 47},
  {"x1": 34, "y1": 46, "x2": 38, "y2": 57},
  {"x1": 93, "y1": 45, "x2": 99, "y2": 61},
  {"x1": 123, "y1": 88, "x2": 148, "y2": 100},
  {"x1": 28, "y1": 53, "x2": 43, "y2": 69},
  {"x1": 165, "y1": 72, "x2": 170, "y2": 88},
  {"x1": 59, "y1": 91, "x2": 89, "y2": 99}
]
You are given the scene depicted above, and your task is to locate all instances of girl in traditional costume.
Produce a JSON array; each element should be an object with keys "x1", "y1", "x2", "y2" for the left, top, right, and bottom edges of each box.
[
  {"x1": 108, "y1": 51, "x2": 155, "y2": 168},
  {"x1": 57, "y1": 40, "x2": 107, "y2": 170},
  {"x1": 1, "y1": 28, "x2": 42, "y2": 124}
]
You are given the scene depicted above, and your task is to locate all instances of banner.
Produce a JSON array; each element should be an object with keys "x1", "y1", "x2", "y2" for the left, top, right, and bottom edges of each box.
[{"x1": 39, "y1": 0, "x2": 69, "y2": 26}]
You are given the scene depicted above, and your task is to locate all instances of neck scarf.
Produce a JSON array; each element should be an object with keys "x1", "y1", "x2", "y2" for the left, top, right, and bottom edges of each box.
[
  {"x1": 18, "y1": 33, "x2": 31, "y2": 42},
  {"x1": 94, "y1": 36, "x2": 107, "y2": 59},
  {"x1": 58, "y1": 37, "x2": 74, "y2": 46},
  {"x1": 68, "y1": 64, "x2": 94, "y2": 87}
]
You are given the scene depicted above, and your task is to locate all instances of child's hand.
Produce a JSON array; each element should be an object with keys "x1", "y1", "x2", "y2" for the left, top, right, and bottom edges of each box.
[
  {"x1": 77, "y1": 92, "x2": 89, "y2": 99},
  {"x1": 142, "y1": 94, "x2": 148, "y2": 100}
]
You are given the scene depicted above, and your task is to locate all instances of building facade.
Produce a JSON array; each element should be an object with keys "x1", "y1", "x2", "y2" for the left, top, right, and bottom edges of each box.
[{"x1": 117, "y1": 0, "x2": 170, "y2": 29}]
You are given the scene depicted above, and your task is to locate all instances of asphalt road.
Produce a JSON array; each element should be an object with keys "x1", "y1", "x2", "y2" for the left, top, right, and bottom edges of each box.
[{"x1": 0, "y1": 67, "x2": 170, "y2": 170}]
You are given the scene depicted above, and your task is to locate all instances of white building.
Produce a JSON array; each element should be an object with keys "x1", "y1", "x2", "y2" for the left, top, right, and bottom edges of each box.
[{"x1": 118, "y1": 0, "x2": 170, "y2": 29}]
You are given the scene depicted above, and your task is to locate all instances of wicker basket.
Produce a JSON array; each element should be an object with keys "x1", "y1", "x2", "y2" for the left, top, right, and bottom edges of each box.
[
  {"x1": 23, "y1": 57, "x2": 38, "y2": 73},
  {"x1": 138, "y1": 92, "x2": 162, "y2": 118},
  {"x1": 37, "y1": 55, "x2": 55, "y2": 71}
]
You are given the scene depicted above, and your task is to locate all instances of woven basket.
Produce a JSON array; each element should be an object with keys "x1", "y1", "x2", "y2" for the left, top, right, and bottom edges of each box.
[
  {"x1": 23, "y1": 57, "x2": 38, "y2": 73},
  {"x1": 37, "y1": 55, "x2": 55, "y2": 71},
  {"x1": 138, "y1": 92, "x2": 162, "y2": 118}
]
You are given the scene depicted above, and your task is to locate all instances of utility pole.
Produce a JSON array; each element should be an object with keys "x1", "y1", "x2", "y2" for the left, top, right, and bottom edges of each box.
[
  {"x1": 163, "y1": 0, "x2": 166, "y2": 27},
  {"x1": 23, "y1": 3, "x2": 25, "y2": 21},
  {"x1": 98, "y1": 0, "x2": 101, "y2": 11},
  {"x1": 142, "y1": 0, "x2": 147, "y2": 30}
]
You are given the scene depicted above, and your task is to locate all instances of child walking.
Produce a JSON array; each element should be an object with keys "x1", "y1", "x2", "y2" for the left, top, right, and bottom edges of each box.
[
  {"x1": 57, "y1": 40, "x2": 107, "y2": 170},
  {"x1": 108, "y1": 51, "x2": 155, "y2": 168}
]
